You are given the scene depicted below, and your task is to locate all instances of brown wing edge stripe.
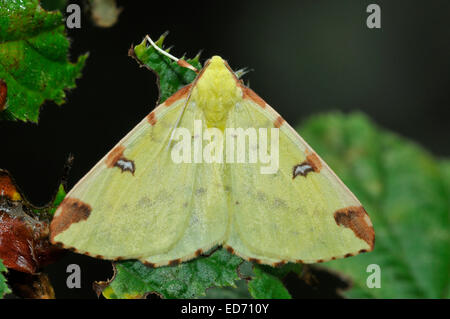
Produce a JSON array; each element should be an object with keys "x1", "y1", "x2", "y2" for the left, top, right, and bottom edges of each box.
[
  {"x1": 274, "y1": 116, "x2": 285, "y2": 128},
  {"x1": 52, "y1": 242, "x2": 221, "y2": 269},
  {"x1": 49, "y1": 198, "x2": 92, "y2": 242},
  {"x1": 224, "y1": 243, "x2": 373, "y2": 266},
  {"x1": 54, "y1": 239, "x2": 373, "y2": 272},
  {"x1": 163, "y1": 83, "x2": 193, "y2": 106},
  {"x1": 106, "y1": 145, "x2": 125, "y2": 167},
  {"x1": 240, "y1": 86, "x2": 267, "y2": 108},
  {"x1": 147, "y1": 111, "x2": 157, "y2": 125},
  {"x1": 223, "y1": 60, "x2": 267, "y2": 109}
]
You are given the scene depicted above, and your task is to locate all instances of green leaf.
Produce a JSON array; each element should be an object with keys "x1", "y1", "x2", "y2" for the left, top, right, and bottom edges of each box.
[
  {"x1": 203, "y1": 280, "x2": 252, "y2": 299},
  {"x1": 248, "y1": 266, "x2": 289, "y2": 299},
  {"x1": 0, "y1": 259, "x2": 10, "y2": 298},
  {"x1": 247, "y1": 263, "x2": 302, "y2": 299},
  {"x1": 0, "y1": 0, "x2": 87, "y2": 122},
  {"x1": 130, "y1": 33, "x2": 202, "y2": 104},
  {"x1": 102, "y1": 248, "x2": 242, "y2": 299},
  {"x1": 48, "y1": 184, "x2": 66, "y2": 216},
  {"x1": 297, "y1": 112, "x2": 450, "y2": 298}
]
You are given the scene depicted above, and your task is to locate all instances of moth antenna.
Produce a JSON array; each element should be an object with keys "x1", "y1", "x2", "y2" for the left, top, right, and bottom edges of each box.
[{"x1": 145, "y1": 35, "x2": 199, "y2": 73}]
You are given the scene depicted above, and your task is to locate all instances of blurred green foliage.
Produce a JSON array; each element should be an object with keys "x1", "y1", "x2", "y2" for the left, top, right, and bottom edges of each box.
[{"x1": 298, "y1": 113, "x2": 450, "y2": 298}]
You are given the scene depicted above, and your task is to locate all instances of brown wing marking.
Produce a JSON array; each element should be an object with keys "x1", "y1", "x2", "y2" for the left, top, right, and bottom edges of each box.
[
  {"x1": 50, "y1": 198, "x2": 92, "y2": 242},
  {"x1": 334, "y1": 206, "x2": 375, "y2": 250},
  {"x1": 105, "y1": 145, "x2": 135, "y2": 174},
  {"x1": 163, "y1": 83, "x2": 193, "y2": 106},
  {"x1": 293, "y1": 150, "x2": 323, "y2": 178}
]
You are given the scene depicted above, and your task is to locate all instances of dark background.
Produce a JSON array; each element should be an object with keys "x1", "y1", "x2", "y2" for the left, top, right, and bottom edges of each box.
[{"x1": 1, "y1": 0, "x2": 449, "y2": 298}]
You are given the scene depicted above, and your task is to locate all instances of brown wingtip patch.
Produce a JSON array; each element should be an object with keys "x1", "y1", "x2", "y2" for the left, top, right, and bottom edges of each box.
[
  {"x1": 0, "y1": 79, "x2": 7, "y2": 111},
  {"x1": 295, "y1": 259, "x2": 304, "y2": 264},
  {"x1": 147, "y1": 111, "x2": 157, "y2": 125},
  {"x1": 334, "y1": 206, "x2": 375, "y2": 251},
  {"x1": 293, "y1": 150, "x2": 323, "y2": 179},
  {"x1": 316, "y1": 259, "x2": 325, "y2": 263},
  {"x1": 168, "y1": 259, "x2": 182, "y2": 266},
  {"x1": 50, "y1": 198, "x2": 91, "y2": 242},
  {"x1": 164, "y1": 83, "x2": 192, "y2": 107},
  {"x1": 105, "y1": 145, "x2": 135, "y2": 174},
  {"x1": 274, "y1": 116, "x2": 285, "y2": 128},
  {"x1": 195, "y1": 249, "x2": 203, "y2": 257},
  {"x1": 225, "y1": 246, "x2": 234, "y2": 254},
  {"x1": 241, "y1": 85, "x2": 266, "y2": 108}
]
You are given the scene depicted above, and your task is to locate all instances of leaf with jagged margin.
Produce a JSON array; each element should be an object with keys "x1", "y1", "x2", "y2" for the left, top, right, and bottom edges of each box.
[
  {"x1": 0, "y1": 0, "x2": 87, "y2": 122},
  {"x1": 0, "y1": 259, "x2": 10, "y2": 298},
  {"x1": 297, "y1": 113, "x2": 450, "y2": 298},
  {"x1": 130, "y1": 33, "x2": 202, "y2": 104},
  {"x1": 101, "y1": 248, "x2": 242, "y2": 299},
  {"x1": 248, "y1": 265, "x2": 293, "y2": 299}
]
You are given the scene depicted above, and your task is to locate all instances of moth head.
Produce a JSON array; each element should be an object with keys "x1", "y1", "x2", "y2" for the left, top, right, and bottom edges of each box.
[{"x1": 191, "y1": 55, "x2": 241, "y2": 129}]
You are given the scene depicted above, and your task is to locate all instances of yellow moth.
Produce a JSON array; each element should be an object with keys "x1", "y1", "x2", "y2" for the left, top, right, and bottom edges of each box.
[{"x1": 50, "y1": 36, "x2": 375, "y2": 267}]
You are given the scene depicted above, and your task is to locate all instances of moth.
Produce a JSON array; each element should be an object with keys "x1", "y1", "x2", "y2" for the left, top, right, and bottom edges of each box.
[{"x1": 50, "y1": 36, "x2": 375, "y2": 267}]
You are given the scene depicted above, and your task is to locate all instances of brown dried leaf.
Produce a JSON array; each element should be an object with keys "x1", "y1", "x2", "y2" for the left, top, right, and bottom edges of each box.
[{"x1": 0, "y1": 170, "x2": 63, "y2": 274}]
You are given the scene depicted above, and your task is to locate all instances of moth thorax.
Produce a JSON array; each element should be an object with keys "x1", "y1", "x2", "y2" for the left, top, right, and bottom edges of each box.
[{"x1": 191, "y1": 56, "x2": 241, "y2": 130}]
